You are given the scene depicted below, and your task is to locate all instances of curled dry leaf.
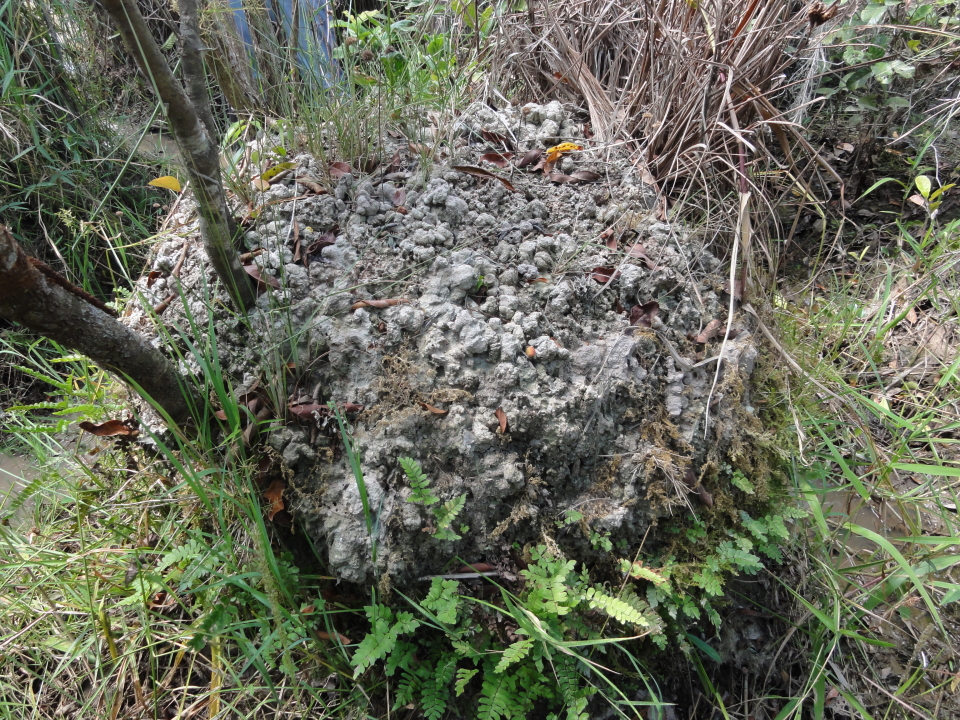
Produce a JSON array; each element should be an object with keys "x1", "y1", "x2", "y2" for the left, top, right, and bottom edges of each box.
[
  {"x1": 328, "y1": 161, "x2": 352, "y2": 179},
  {"x1": 723, "y1": 278, "x2": 744, "y2": 301},
  {"x1": 695, "y1": 319, "x2": 723, "y2": 343},
  {"x1": 78, "y1": 420, "x2": 137, "y2": 437},
  {"x1": 289, "y1": 403, "x2": 325, "y2": 420},
  {"x1": 517, "y1": 148, "x2": 542, "y2": 168},
  {"x1": 264, "y1": 479, "x2": 285, "y2": 521},
  {"x1": 479, "y1": 152, "x2": 514, "y2": 168},
  {"x1": 342, "y1": 402, "x2": 364, "y2": 413},
  {"x1": 630, "y1": 300, "x2": 660, "y2": 328},
  {"x1": 590, "y1": 266, "x2": 619, "y2": 284},
  {"x1": 392, "y1": 188, "x2": 407, "y2": 206},
  {"x1": 600, "y1": 227, "x2": 617, "y2": 250},
  {"x1": 626, "y1": 243, "x2": 657, "y2": 270},
  {"x1": 350, "y1": 298, "x2": 408, "y2": 310},
  {"x1": 548, "y1": 173, "x2": 575, "y2": 183},
  {"x1": 494, "y1": 407, "x2": 508, "y2": 434},
  {"x1": 307, "y1": 232, "x2": 337, "y2": 257},
  {"x1": 260, "y1": 162, "x2": 297, "y2": 183},
  {"x1": 243, "y1": 263, "x2": 281, "y2": 290},
  {"x1": 481, "y1": 129, "x2": 515, "y2": 151},
  {"x1": 418, "y1": 401, "x2": 448, "y2": 416},
  {"x1": 452, "y1": 165, "x2": 518, "y2": 193},
  {"x1": 455, "y1": 563, "x2": 495, "y2": 574},
  {"x1": 146, "y1": 270, "x2": 162, "y2": 288},
  {"x1": 214, "y1": 409, "x2": 228, "y2": 421},
  {"x1": 316, "y1": 630, "x2": 352, "y2": 645},
  {"x1": 571, "y1": 170, "x2": 601, "y2": 182},
  {"x1": 296, "y1": 177, "x2": 326, "y2": 194},
  {"x1": 408, "y1": 143, "x2": 430, "y2": 155},
  {"x1": 251, "y1": 177, "x2": 271, "y2": 192}
]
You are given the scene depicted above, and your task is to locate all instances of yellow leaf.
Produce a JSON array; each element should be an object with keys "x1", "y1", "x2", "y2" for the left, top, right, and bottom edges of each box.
[
  {"x1": 148, "y1": 176, "x2": 182, "y2": 193},
  {"x1": 545, "y1": 142, "x2": 583, "y2": 157},
  {"x1": 260, "y1": 162, "x2": 297, "y2": 183}
]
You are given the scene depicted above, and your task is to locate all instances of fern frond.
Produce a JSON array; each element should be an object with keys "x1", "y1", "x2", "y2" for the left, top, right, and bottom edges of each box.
[
  {"x1": 156, "y1": 538, "x2": 204, "y2": 572},
  {"x1": 494, "y1": 639, "x2": 533, "y2": 674},
  {"x1": 455, "y1": 668, "x2": 478, "y2": 696},
  {"x1": 433, "y1": 493, "x2": 466, "y2": 540},
  {"x1": 400, "y1": 457, "x2": 439, "y2": 506},
  {"x1": 583, "y1": 587, "x2": 648, "y2": 626},
  {"x1": 422, "y1": 577, "x2": 460, "y2": 624},
  {"x1": 478, "y1": 673, "x2": 517, "y2": 720}
]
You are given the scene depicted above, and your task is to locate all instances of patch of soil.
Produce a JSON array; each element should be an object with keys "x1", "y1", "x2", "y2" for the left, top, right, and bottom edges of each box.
[{"x1": 127, "y1": 102, "x2": 780, "y2": 587}]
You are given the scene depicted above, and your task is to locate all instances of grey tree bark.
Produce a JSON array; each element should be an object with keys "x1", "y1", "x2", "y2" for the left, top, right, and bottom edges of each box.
[
  {"x1": 97, "y1": 0, "x2": 257, "y2": 312},
  {"x1": 0, "y1": 225, "x2": 194, "y2": 426}
]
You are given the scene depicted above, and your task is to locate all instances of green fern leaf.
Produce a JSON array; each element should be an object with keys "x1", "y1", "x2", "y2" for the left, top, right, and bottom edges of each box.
[
  {"x1": 156, "y1": 538, "x2": 204, "y2": 572},
  {"x1": 433, "y1": 493, "x2": 466, "y2": 540},
  {"x1": 478, "y1": 673, "x2": 517, "y2": 720},
  {"x1": 583, "y1": 587, "x2": 648, "y2": 625},
  {"x1": 718, "y1": 541, "x2": 764, "y2": 574},
  {"x1": 352, "y1": 605, "x2": 420, "y2": 677},
  {"x1": 455, "y1": 668, "x2": 478, "y2": 696},
  {"x1": 400, "y1": 457, "x2": 439, "y2": 505},
  {"x1": 494, "y1": 639, "x2": 533, "y2": 674},
  {"x1": 422, "y1": 577, "x2": 460, "y2": 624},
  {"x1": 731, "y1": 471, "x2": 755, "y2": 494}
]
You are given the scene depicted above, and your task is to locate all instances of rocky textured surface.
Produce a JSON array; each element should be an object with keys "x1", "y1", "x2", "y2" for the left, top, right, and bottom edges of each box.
[{"x1": 127, "y1": 102, "x2": 772, "y2": 586}]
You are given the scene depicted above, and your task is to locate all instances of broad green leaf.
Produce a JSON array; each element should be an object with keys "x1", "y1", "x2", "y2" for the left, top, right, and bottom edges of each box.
[
  {"x1": 860, "y1": 4, "x2": 887, "y2": 24},
  {"x1": 148, "y1": 175, "x2": 182, "y2": 192},
  {"x1": 915, "y1": 175, "x2": 932, "y2": 199}
]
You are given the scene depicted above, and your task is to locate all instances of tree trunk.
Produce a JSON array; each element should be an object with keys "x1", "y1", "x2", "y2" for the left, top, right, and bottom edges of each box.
[
  {"x1": 96, "y1": 0, "x2": 257, "y2": 312},
  {"x1": 0, "y1": 225, "x2": 194, "y2": 426}
]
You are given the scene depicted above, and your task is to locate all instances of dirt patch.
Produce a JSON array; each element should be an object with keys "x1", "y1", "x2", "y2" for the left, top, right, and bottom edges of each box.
[{"x1": 127, "y1": 102, "x2": 776, "y2": 586}]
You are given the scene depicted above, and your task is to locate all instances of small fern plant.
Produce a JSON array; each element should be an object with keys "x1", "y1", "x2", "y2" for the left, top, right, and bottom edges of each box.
[
  {"x1": 399, "y1": 457, "x2": 468, "y2": 541},
  {"x1": 350, "y1": 546, "x2": 663, "y2": 719}
]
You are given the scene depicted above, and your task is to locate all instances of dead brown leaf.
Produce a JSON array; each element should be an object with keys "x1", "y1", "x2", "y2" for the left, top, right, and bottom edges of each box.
[
  {"x1": 296, "y1": 177, "x2": 326, "y2": 194},
  {"x1": 350, "y1": 298, "x2": 408, "y2": 310},
  {"x1": 590, "y1": 266, "x2": 619, "y2": 284},
  {"x1": 452, "y1": 165, "x2": 518, "y2": 193},
  {"x1": 342, "y1": 402, "x2": 364, "y2": 413},
  {"x1": 146, "y1": 270, "x2": 162, "y2": 288},
  {"x1": 481, "y1": 129, "x2": 515, "y2": 151},
  {"x1": 455, "y1": 562, "x2": 495, "y2": 574},
  {"x1": 517, "y1": 148, "x2": 542, "y2": 168},
  {"x1": 264, "y1": 479, "x2": 285, "y2": 521},
  {"x1": 695, "y1": 319, "x2": 723, "y2": 343},
  {"x1": 289, "y1": 403, "x2": 325, "y2": 420},
  {"x1": 630, "y1": 300, "x2": 660, "y2": 327},
  {"x1": 392, "y1": 188, "x2": 407, "y2": 206},
  {"x1": 316, "y1": 630, "x2": 352, "y2": 645},
  {"x1": 494, "y1": 407, "x2": 508, "y2": 434},
  {"x1": 251, "y1": 177, "x2": 270, "y2": 192},
  {"x1": 329, "y1": 161, "x2": 352, "y2": 179},
  {"x1": 418, "y1": 401, "x2": 448, "y2": 416},
  {"x1": 479, "y1": 152, "x2": 514, "y2": 168},
  {"x1": 600, "y1": 227, "x2": 616, "y2": 250},
  {"x1": 78, "y1": 420, "x2": 137, "y2": 437},
  {"x1": 571, "y1": 170, "x2": 601, "y2": 182},
  {"x1": 243, "y1": 263, "x2": 281, "y2": 290}
]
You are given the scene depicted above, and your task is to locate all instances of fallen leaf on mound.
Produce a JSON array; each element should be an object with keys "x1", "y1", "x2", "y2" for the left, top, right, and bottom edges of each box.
[
  {"x1": 590, "y1": 266, "x2": 619, "y2": 284},
  {"x1": 264, "y1": 479, "x2": 285, "y2": 520},
  {"x1": 601, "y1": 227, "x2": 616, "y2": 250},
  {"x1": 350, "y1": 298, "x2": 408, "y2": 310},
  {"x1": 481, "y1": 129, "x2": 515, "y2": 151},
  {"x1": 479, "y1": 152, "x2": 514, "y2": 168},
  {"x1": 408, "y1": 143, "x2": 431, "y2": 154},
  {"x1": 79, "y1": 420, "x2": 137, "y2": 437},
  {"x1": 418, "y1": 401, "x2": 448, "y2": 416},
  {"x1": 494, "y1": 407, "x2": 508, "y2": 434},
  {"x1": 393, "y1": 188, "x2": 407, "y2": 206},
  {"x1": 214, "y1": 409, "x2": 228, "y2": 421},
  {"x1": 251, "y1": 177, "x2": 271, "y2": 192},
  {"x1": 695, "y1": 319, "x2": 723, "y2": 343},
  {"x1": 289, "y1": 403, "x2": 325, "y2": 420},
  {"x1": 517, "y1": 148, "x2": 542, "y2": 168},
  {"x1": 724, "y1": 278, "x2": 744, "y2": 301},
  {"x1": 307, "y1": 232, "x2": 337, "y2": 256},
  {"x1": 385, "y1": 150, "x2": 402, "y2": 173},
  {"x1": 296, "y1": 176, "x2": 326, "y2": 194},
  {"x1": 316, "y1": 630, "x2": 352, "y2": 645},
  {"x1": 627, "y1": 243, "x2": 657, "y2": 271},
  {"x1": 630, "y1": 300, "x2": 660, "y2": 328},
  {"x1": 526, "y1": 277, "x2": 549, "y2": 284},
  {"x1": 243, "y1": 263, "x2": 281, "y2": 290},
  {"x1": 572, "y1": 170, "x2": 601, "y2": 182},
  {"x1": 455, "y1": 563, "x2": 495, "y2": 574},
  {"x1": 548, "y1": 173, "x2": 575, "y2": 183},
  {"x1": 146, "y1": 270, "x2": 162, "y2": 287},
  {"x1": 452, "y1": 165, "x2": 517, "y2": 193},
  {"x1": 342, "y1": 402, "x2": 364, "y2": 413},
  {"x1": 545, "y1": 142, "x2": 583, "y2": 163},
  {"x1": 329, "y1": 161, "x2": 352, "y2": 179},
  {"x1": 396, "y1": 206, "x2": 408, "y2": 215}
]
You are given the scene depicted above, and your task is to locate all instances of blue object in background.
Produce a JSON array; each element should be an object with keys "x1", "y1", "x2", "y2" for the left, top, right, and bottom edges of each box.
[{"x1": 227, "y1": 0, "x2": 336, "y2": 85}]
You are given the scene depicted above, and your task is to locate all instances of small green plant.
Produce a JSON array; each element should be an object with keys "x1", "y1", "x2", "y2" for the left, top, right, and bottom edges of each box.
[{"x1": 399, "y1": 457, "x2": 468, "y2": 540}]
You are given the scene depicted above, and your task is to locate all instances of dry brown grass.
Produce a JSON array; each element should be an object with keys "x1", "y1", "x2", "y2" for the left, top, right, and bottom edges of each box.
[{"x1": 489, "y1": 0, "x2": 835, "y2": 190}]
